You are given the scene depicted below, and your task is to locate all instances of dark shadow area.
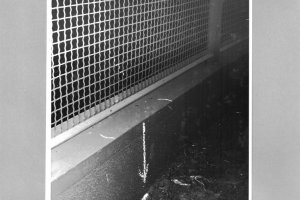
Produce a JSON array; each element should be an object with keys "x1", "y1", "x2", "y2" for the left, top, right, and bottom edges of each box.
[{"x1": 141, "y1": 55, "x2": 249, "y2": 200}]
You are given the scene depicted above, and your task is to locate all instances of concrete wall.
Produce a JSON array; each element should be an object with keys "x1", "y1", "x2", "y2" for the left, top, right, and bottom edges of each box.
[{"x1": 0, "y1": 0, "x2": 46, "y2": 199}]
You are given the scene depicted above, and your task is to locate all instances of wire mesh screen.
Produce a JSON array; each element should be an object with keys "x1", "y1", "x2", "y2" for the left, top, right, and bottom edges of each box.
[
  {"x1": 51, "y1": 0, "x2": 210, "y2": 136},
  {"x1": 221, "y1": 0, "x2": 248, "y2": 46}
]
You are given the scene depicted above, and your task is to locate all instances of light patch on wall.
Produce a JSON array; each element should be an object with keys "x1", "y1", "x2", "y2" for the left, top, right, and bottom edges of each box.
[{"x1": 99, "y1": 133, "x2": 115, "y2": 140}]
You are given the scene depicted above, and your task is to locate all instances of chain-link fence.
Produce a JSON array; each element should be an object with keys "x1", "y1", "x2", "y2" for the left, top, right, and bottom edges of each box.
[{"x1": 51, "y1": 0, "x2": 248, "y2": 141}]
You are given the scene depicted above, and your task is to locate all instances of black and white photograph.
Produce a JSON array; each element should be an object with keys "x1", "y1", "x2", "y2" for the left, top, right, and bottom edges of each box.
[{"x1": 0, "y1": 0, "x2": 299, "y2": 200}]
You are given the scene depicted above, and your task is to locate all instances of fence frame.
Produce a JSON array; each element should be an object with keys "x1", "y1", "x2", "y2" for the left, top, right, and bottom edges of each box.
[{"x1": 50, "y1": 0, "x2": 245, "y2": 149}]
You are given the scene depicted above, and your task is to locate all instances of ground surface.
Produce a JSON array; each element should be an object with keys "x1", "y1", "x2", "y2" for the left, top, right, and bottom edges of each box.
[{"x1": 141, "y1": 56, "x2": 249, "y2": 200}]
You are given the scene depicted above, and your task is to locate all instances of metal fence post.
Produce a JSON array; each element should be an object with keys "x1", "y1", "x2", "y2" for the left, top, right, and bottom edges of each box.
[{"x1": 208, "y1": 0, "x2": 224, "y2": 59}]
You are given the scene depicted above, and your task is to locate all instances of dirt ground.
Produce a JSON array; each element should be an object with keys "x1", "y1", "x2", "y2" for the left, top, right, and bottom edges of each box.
[{"x1": 141, "y1": 57, "x2": 249, "y2": 200}]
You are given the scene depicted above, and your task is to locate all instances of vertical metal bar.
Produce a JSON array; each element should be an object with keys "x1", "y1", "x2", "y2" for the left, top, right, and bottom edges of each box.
[{"x1": 208, "y1": 0, "x2": 224, "y2": 58}]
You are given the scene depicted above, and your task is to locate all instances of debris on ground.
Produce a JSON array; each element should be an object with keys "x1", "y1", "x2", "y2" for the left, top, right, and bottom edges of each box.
[{"x1": 143, "y1": 136, "x2": 248, "y2": 200}]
